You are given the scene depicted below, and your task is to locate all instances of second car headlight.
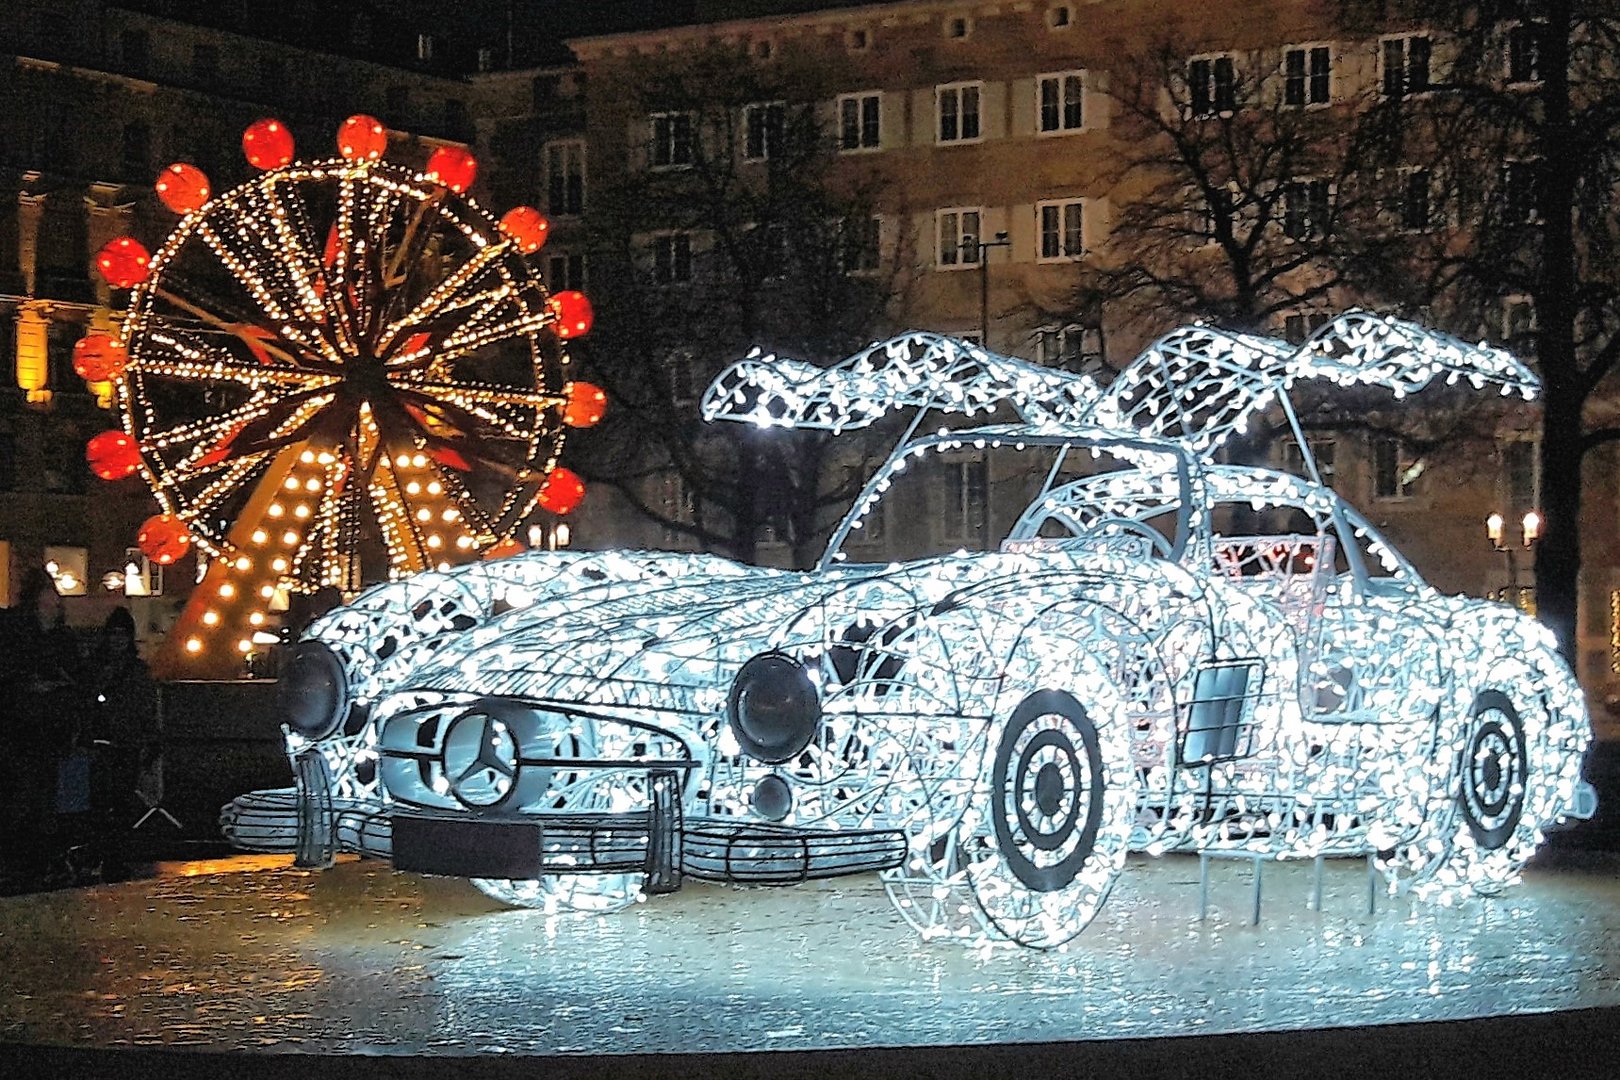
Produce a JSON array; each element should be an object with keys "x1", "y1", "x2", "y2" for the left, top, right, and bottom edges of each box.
[
  {"x1": 278, "y1": 640, "x2": 349, "y2": 741},
  {"x1": 727, "y1": 652, "x2": 821, "y2": 764}
]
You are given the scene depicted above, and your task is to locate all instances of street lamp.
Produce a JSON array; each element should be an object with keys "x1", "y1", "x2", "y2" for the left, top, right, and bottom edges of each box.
[
  {"x1": 1486, "y1": 509, "x2": 1540, "y2": 610},
  {"x1": 967, "y1": 230, "x2": 1011, "y2": 348}
]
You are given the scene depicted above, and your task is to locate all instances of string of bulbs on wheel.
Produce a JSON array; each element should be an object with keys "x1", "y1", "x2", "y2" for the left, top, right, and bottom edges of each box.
[{"x1": 77, "y1": 115, "x2": 606, "y2": 677}]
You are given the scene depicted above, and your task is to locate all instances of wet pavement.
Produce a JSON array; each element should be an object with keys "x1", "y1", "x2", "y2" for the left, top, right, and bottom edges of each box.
[{"x1": 2, "y1": 849, "x2": 1618, "y2": 1058}]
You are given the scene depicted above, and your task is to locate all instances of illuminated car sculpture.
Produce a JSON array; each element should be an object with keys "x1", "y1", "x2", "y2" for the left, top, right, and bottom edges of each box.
[{"x1": 225, "y1": 311, "x2": 1596, "y2": 947}]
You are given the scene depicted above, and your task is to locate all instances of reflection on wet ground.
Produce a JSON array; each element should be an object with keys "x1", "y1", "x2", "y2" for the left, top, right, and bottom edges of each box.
[{"x1": 1, "y1": 850, "x2": 1617, "y2": 1055}]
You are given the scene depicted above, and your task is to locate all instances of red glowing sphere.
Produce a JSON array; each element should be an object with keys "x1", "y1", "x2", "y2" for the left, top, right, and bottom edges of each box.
[
  {"x1": 242, "y1": 118, "x2": 295, "y2": 170},
  {"x1": 72, "y1": 334, "x2": 129, "y2": 383},
  {"x1": 154, "y1": 162, "x2": 212, "y2": 215},
  {"x1": 137, "y1": 513, "x2": 191, "y2": 565},
  {"x1": 337, "y1": 114, "x2": 387, "y2": 162},
  {"x1": 537, "y1": 467, "x2": 586, "y2": 516},
  {"x1": 481, "y1": 538, "x2": 526, "y2": 561},
  {"x1": 424, "y1": 146, "x2": 477, "y2": 193},
  {"x1": 548, "y1": 290, "x2": 594, "y2": 339},
  {"x1": 562, "y1": 381, "x2": 607, "y2": 428},
  {"x1": 95, "y1": 236, "x2": 151, "y2": 289},
  {"x1": 85, "y1": 430, "x2": 141, "y2": 481},
  {"x1": 499, "y1": 206, "x2": 550, "y2": 253}
]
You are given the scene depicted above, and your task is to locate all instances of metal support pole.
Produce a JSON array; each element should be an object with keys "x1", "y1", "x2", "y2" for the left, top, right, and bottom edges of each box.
[
  {"x1": 1250, "y1": 858, "x2": 1262, "y2": 926},
  {"x1": 1311, "y1": 853, "x2": 1325, "y2": 911},
  {"x1": 1199, "y1": 850, "x2": 1210, "y2": 920},
  {"x1": 1367, "y1": 852, "x2": 1378, "y2": 916}
]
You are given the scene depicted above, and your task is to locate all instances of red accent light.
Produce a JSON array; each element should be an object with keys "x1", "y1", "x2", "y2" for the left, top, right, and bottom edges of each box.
[
  {"x1": 562, "y1": 381, "x2": 607, "y2": 427},
  {"x1": 337, "y1": 114, "x2": 387, "y2": 162},
  {"x1": 424, "y1": 146, "x2": 477, "y2": 193},
  {"x1": 537, "y1": 467, "x2": 585, "y2": 515},
  {"x1": 548, "y1": 290, "x2": 593, "y2": 339},
  {"x1": 498, "y1": 206, "x2": 550, "y2": 253},
  {"x1": 86, "y1": 430, "x2": 141, "y2": 481},
  {"x1": 95, "y1": 237, "x2": 151, "y2": 289},
  {"x1": 154, "y1": 162, "x2": 212, "y2": 214},
  {"x1": 137, "y1": 513, "x2": 191, "y2": 565},
  {"x1": 242, "y1": 118, "x2": 295, "y2": 170},
  {"x1": 73, "y1": 335, "x2": 129, "y2": 382}
]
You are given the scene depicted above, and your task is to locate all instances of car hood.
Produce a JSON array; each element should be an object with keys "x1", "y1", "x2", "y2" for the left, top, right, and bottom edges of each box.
[{"x1": 376, "y1": 548, "x2": 1077, "y2": 709}]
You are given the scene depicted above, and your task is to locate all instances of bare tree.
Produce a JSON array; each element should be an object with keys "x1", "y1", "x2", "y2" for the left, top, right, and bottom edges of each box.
[
  {"x1": 1330, "y1": 0, "x2": 1620, "y2": 660},
  {"x1": 574, "y1": 44, "x2": 911, "y2": 566}
]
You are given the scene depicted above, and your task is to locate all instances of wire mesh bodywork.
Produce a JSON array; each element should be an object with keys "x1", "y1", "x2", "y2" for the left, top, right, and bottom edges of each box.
[{"x1": 226, "y1": 313, "x2": 1592, "y2": 947}]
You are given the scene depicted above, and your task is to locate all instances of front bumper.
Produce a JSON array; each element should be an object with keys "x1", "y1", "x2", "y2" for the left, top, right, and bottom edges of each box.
[{"x1": 223, "y1": 778, "x2": 906, "y2": 890}]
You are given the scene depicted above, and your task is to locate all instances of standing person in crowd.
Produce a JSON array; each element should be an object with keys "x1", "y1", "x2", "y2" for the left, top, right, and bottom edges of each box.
[
  {"x1": 82, "y1": 606, "x2": 156, "y2": 880},
  {"x1": 0, "y1": 569, "x2": 82, "y2": 883}
]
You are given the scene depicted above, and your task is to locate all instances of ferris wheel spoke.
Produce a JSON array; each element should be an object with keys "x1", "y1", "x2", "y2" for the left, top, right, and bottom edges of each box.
[
  {"x1": 139, "y1": 393, "x2": 281, "y2": 458},
  {"x1": 381, "y1": 249, "x2": 511, "y2": 358},
  {"x1": 137, "y1": 332, "x2": 336, "y2": 393}
]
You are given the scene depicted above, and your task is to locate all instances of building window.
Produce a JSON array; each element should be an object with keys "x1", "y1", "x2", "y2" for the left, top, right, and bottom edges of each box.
[
  {"x1": 1037, "y1": 324, "x2": 1100, "y2": 367},
  {"x1": 839, "y1": 215, "x2": 881, "y2": 274},
  {"x1": 1037, "y1": 71, "x2": 1085, "y2": 134},
  {"x1": 652, "y1": 233, "x2": 693, "y2": 284},
  {"x1": 1503, "y1": 159, "x2": 1540, "y2": 224},
  {"x1": 120, "y1": 29, "x2": 149, "y2": 76},
  {"x1": 1048, "y1": 6, "x2": 1073, "y2": 30},
  {"x1": 1283, "y1": 178, "x2": 1332, "y2": 240},
  {"x1": 936, "y1": 82, "x2": 982, "y2": 144},
  {"x1": 946, "y1": 16, "x2": 972, "y2": 40},
  {"x1": 43, "y1": 545, "x2": 89, "y2": 594},
  {"x1": 1189, "y1": 54, "x2": 1237, "y2": 116},
  {"x1": 544, "y1": 140, "x2": 585, "y2": 215},
  {"x1": 1382, "y1": 35, "x2": 1432, "y2": 97},
  {"x1": 660, "y1": 471, "x2": 697, "y2": 545},
  {"x1": 1283, "y1": 310, "x2": 1332, "y2": 344},
  {"x1": 547, "y1": 253, "x2": 586, "y2": 292},
  {"x1": 1283, "y1": 45, "x2": 1331, "y2": 107},
  {"x1": 744, "y1": 101, "x2": 785, "y2": 161},
  {"x1": 477, "y1": 47, "x2": 495, "y2": 73},
  {"x1": 1398, "y1": 167, "x2": 1432, "y2": 231},
  {"x1": 937, "y1": 207, "x2": 982, "y2": 268},
  {"x1": 1497, "y1": 294, "x2": 1537, "y2": 348},
  {"x1": 1507, "y1": 22, "x2": 1543, "y2": 85},
  {"x1": 122, "y1": 121, "x2": 150, "y2": 180},
  {"x1": 940, "y1": 454, "x2": 988, "y2": 543},
  {"x1": 1372, "y1": 436, "x2": 1416, "y2": 500},
  {"x1": 650, "y1": 112, "x2": 694, "y2": 169},
  {"x1": 1280, "y1": 436, "x2": 1337, "y2": 486},
  {"x1": 1037, "y1": 199, "x2": 1084, "y2": 261},
  {"x1": 417, "y1": 34, "x2": 436, "y2": 62},
  {"x1": 846, "y1": 28, "x2": 870, "y2": 52},
  {"x1": 838, "y1": 92, "x2": 881, "y2": 152}
]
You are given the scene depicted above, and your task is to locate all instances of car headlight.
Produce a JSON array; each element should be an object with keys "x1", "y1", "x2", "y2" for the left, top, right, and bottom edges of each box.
[
  {"x1": 278, "y1": 640, "x2": 349, "y2": 740},
  {"x1": 727, "y1": 652, "x2": 820, "y2": 764}
]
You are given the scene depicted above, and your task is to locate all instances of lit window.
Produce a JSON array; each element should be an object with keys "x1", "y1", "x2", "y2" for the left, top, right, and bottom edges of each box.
[
  {"x1": 1283, "y1": 45, "x2": 1331, "y2": 107},
  {"x1": 417, "y1": 33, "x2": 435, "y2": 62},
  {"x1": 744, "y1": 101, "x2": 785, "y2": 161},
  {"x1": 936, "y1": 82, "x2": 982, "y2": 144},
  {"x1": 1037, "y1": 71, "x2": 1085, "y2": 134},
  {"x1": 838, "y1": 92, "x2": 881, "y2": 151},
  {"x1": 650, "y1": 112, "x2": 694, "y2": 169},
  {"x1": 937, "y1": 207, "x2": 982, "y2": 268},
  {"x1": 1037, "y1": 199, "x2": 1084, "y2": 260},
  {"x1": 544, "y1": 139, "x2": 585, "y2": 215},
  {"x1": 1382, "y1": 35, "x2": 1432, "y2": 97}
]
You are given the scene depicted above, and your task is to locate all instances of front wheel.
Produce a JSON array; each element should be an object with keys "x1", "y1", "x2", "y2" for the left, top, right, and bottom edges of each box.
[{"x1": 965, "y1": 689, "x2": 1135, "y2": 947}]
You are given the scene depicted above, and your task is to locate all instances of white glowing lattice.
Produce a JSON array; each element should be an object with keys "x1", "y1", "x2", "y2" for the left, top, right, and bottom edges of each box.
[{"x1": 225, "y1": 312, "x2": 1592, "y2": 948}]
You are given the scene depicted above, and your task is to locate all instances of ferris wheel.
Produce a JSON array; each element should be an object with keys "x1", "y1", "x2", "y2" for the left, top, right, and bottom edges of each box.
[{"x1": 82, "y1": 117, "x2": 603, "y2": 675}]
